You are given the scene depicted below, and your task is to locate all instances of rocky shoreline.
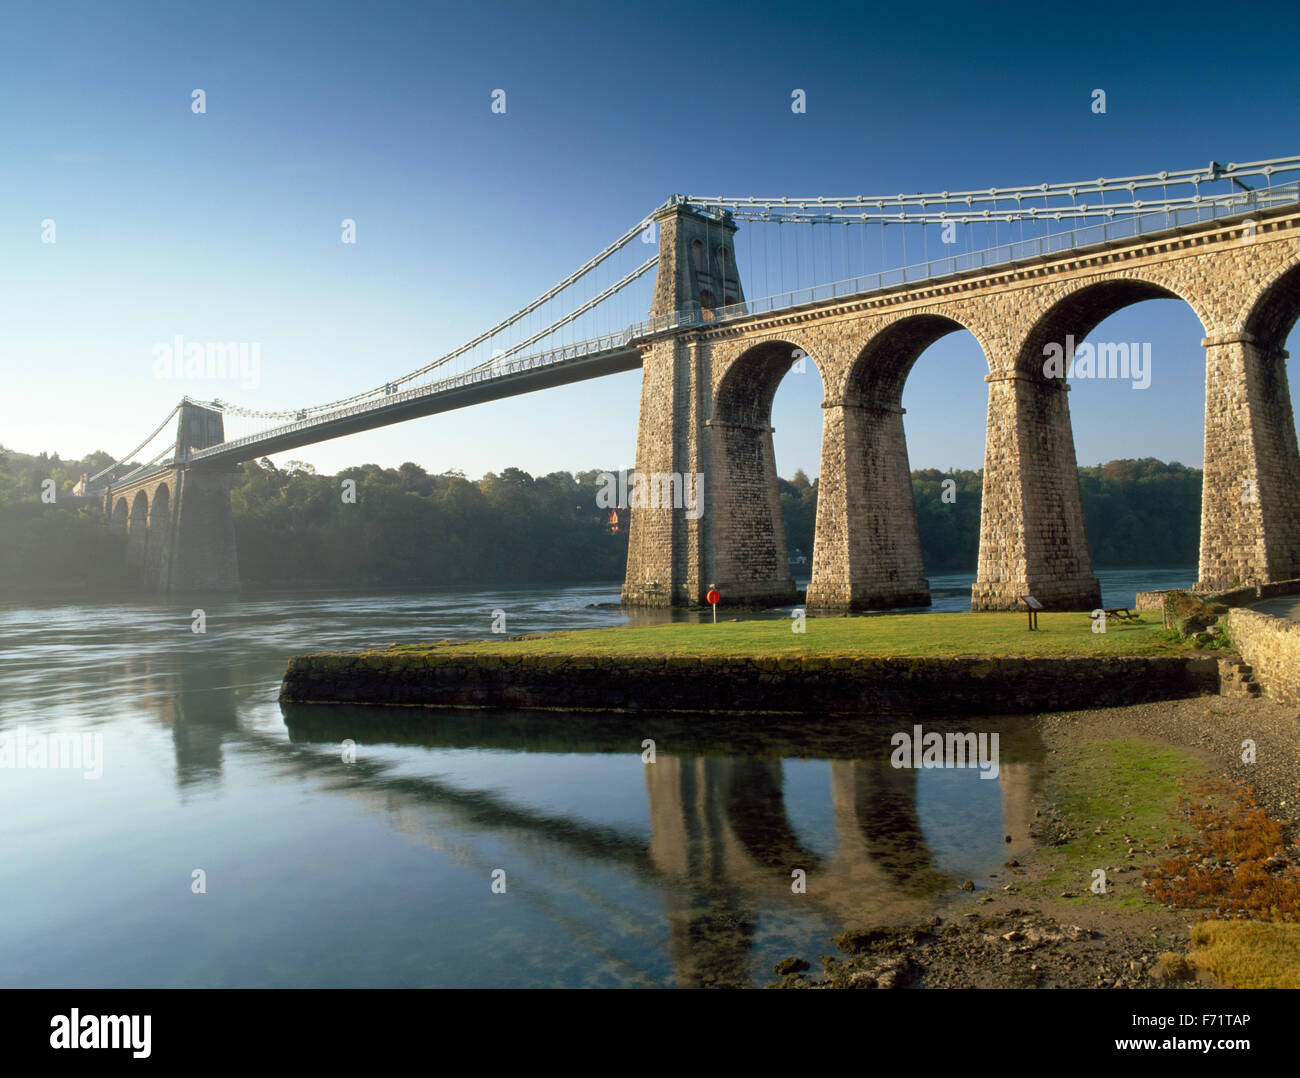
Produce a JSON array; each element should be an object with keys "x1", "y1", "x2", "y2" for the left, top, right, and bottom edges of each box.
[
  {"x1": 772, "y1": 910, "x2": 1200, "y2": 989},
  {"x1": 769, "y1": 694, "x2": 1300, "y2": 989}
]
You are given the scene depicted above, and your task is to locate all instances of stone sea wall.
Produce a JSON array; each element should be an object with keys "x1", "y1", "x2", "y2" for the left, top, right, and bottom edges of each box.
[
  {"x1": 1226, "y1": 609, "x2": 1300, "y2": 705},
  {"x1": 280, "y1": 650, "x2": 1223, "y2": 716},
  {"x1": 1137, "y1": 577, "x2": 1300, "y2": 611}
]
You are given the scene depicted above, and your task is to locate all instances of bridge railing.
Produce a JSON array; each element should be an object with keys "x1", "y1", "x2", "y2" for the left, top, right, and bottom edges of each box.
[{"x1": 693, "y1": 182, "x2": 1300, "y2": 327}]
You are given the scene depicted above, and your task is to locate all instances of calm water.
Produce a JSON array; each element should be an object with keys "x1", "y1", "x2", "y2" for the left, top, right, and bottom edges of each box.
[{"x1": 0, "y1": 568, "x2": 1189, "y2": 988}]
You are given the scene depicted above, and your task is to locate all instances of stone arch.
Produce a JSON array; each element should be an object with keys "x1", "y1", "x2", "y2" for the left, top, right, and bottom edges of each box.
[
  {"x1": 149, "y1": 483, "x2": 170, "y2": 524},
  {"x1": 1012, "y1": 276, "x2": 1210, "y2": 379},
  {"x1": 1239, "y1": 258, "x2": 1300, "y2": 461},
  {"x1": 145, "y1": 483, "x2": 172, "y2": 585},
  {"x1": 110, "y1": 497, "x2": 128, "y2": 534},
  {"x1": 806, "y1": 313, "x2": 989, "y2": 610},
  {"x1": 714, "y1": 337, "x2": 826, "y2": 427},
  {"x1": 126, "y1": 490, "x2": 149, "y2": 568},
  {"x1": 966, "y1": 274, "x2": 1210, "y2": 608},
  {"x1": 1012, "y1": 275, "x2": 1217, "y2": 591},
  {"x1": 707, "y1": 337, "x2": 825, "y2": 604},
  {"x1": 691, "y1": 238, "x2": 706, "y2": 273},
  {"x1": 843, "y1": 311, "x2": 989, "y2": 407},
  {"x1": 1242, "y1": 259, "x2": 1300, "y2": 353}
]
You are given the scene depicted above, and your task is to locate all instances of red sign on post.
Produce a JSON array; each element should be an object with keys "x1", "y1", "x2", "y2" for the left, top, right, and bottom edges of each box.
[{"x1": 706, "y1": 588, "x2": 720, "y2": 624}]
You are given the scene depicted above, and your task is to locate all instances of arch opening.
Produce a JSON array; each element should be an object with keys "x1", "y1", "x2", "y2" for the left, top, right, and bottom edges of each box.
[
  {"x1": 1245, "y1": 262, "x2": 1300, "y2": 353},
  {"x1": 1023, "y1": 279, "x2": 1213, "y2": 594},
  {"x1": 1014, "y1": 279, "x2": 1188, "y2": 380},
  {"x1": 146, "y1": 484, "x2": 171, "y2": 584},
  {"x1": 710, "y1": 339, "x2": 825, "y2": 605},
  {"x1": 126, "y1": 490, "x2": 149, "y2": 569},
  {"x1": 845, "y1": 313, "x2": 975, "y2": 408},
  {"x1": 806, "y1": 314, "x2": 987, "y2": 611}
]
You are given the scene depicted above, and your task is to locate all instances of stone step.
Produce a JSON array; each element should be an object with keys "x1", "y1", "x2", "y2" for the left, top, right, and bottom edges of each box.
[{"x1": 1217, "y1": 657, "x2": 1263, "y2": 698}]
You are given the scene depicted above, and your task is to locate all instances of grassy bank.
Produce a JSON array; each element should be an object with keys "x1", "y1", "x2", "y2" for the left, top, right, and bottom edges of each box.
[{"x1": 377, "y1": 611, "x2": 1191, "y2": 660}]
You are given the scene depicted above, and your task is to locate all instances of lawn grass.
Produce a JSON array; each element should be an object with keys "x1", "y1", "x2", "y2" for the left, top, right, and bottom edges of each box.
[{"x1": 374, "y1": 611, "x2": 1191, "y2": 660}]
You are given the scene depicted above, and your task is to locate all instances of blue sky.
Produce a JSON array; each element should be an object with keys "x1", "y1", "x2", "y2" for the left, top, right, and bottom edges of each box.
[{"x1": 2, "y1": 0, "x2": 1298, "y2": 480}]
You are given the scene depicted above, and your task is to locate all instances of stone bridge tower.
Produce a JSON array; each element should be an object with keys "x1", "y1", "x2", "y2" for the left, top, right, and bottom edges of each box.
[
  {"x1": 622, "y1": 199, "x2": 755, "y2": 606},
  {"x1": 106, "y1": 399, "x2": 240, "y2": 593}
]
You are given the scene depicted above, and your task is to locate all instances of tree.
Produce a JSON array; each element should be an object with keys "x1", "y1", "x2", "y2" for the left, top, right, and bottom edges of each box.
[{"x1": 0, "y1": 446, "x2": 1204, "y2": 592}]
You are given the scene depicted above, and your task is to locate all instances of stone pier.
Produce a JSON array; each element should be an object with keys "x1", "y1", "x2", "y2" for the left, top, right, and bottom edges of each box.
[{"x1": 1197, "y1": 333, "x2": 1300, "y2": 590}]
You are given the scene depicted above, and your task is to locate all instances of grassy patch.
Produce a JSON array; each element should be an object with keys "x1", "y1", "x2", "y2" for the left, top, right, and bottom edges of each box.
[
  {"x1": 370, "y1": 611, "x2": 1192, "y2": 661},
  {"x1": 1026, "y1": 738, "x2": 1205, "y2": 906},
  {"x1": 1185, "y1": 921, "x2": 1300, "y2": 988}
]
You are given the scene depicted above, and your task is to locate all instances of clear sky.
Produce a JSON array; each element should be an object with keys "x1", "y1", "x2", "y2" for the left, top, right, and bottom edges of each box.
[{"x1": 2, "y1": 0, "x2": 1298, "y2": 480}]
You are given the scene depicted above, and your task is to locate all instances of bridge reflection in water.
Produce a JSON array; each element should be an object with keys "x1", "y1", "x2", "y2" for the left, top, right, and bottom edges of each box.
[{"x1": 278, "y1": 706, "x2": 1045, "y2": 987}]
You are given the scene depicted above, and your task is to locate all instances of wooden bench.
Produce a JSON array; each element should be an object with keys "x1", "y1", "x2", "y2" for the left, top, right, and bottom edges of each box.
[{"x1": 1103, "y1": 607, "x2": 1142, "y2": 622}]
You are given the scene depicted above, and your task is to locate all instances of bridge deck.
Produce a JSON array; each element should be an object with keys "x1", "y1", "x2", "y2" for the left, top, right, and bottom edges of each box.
[{"x1": 201, "y1": 345, "x2": 642, "y2": 466}]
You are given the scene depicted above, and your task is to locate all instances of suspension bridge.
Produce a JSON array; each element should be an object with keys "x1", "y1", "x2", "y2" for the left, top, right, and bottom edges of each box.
[{"x1": 83, "y1": 156, "x2": 1300, "y2": 607}]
